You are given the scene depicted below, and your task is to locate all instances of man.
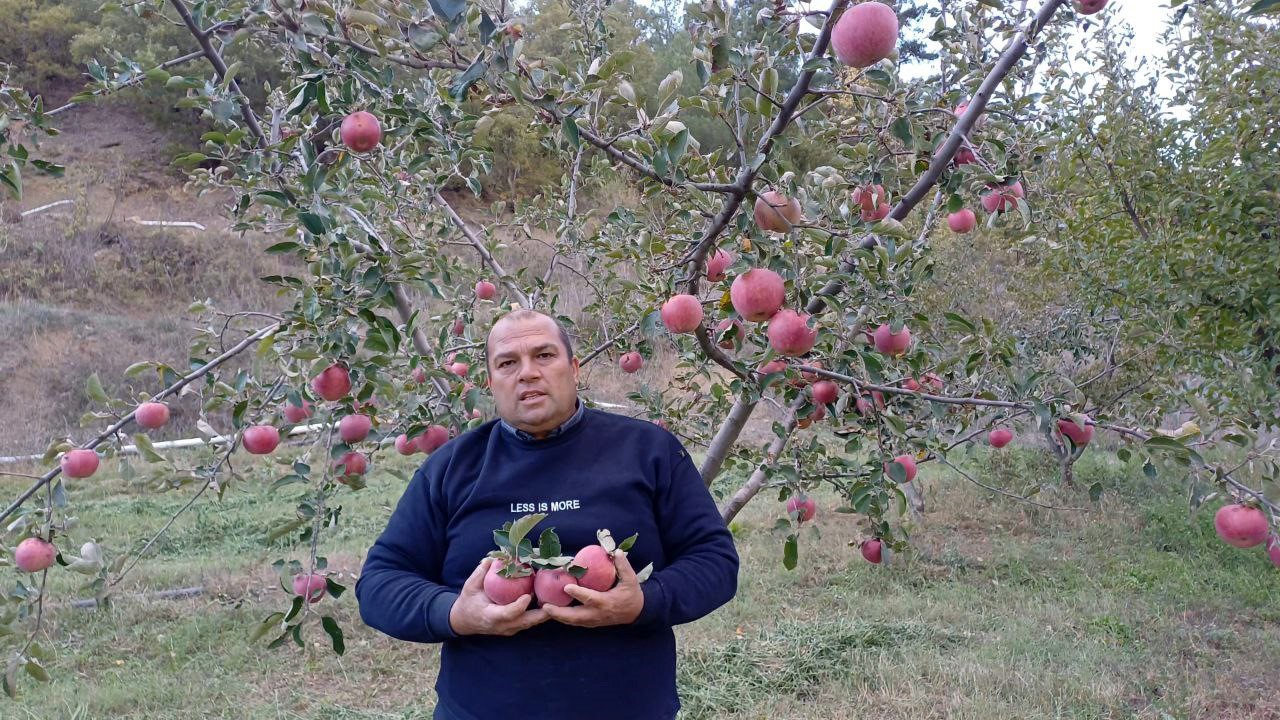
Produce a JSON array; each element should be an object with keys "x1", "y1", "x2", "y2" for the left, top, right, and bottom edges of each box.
[{"x1": 355, "y1": 309, "x2": 740, "y2": 719}]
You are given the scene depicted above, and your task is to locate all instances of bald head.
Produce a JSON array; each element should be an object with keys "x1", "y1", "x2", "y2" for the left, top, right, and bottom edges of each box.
[{"x1": 484, "y1": 310, "x2": 575, "y2": 370}]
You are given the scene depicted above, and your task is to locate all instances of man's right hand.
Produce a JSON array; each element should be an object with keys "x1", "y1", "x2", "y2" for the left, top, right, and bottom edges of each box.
[{"x1": 448, "y1": 558, "x2": 549, "y2": 637}]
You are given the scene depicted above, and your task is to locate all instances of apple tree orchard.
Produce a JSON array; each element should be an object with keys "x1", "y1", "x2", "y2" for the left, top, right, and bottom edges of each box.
[{"x1": 2, "y1": 0, "x2": 1279, "y2": 694}]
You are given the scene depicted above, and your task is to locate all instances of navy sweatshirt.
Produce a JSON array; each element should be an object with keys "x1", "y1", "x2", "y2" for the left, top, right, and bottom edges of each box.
[{"x1": 355, "y1": 407, "x2": 740, "y2": 720}]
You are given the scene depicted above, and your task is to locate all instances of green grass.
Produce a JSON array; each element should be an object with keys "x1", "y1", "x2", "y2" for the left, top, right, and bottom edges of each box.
[{"x1": 2, "y1": 446, "x2": 1278, "y2": 720}]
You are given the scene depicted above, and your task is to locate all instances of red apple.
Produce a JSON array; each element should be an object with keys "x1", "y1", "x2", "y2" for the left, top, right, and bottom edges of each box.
[
  {"x1": 758, "y1": 359, "x2": 788, "y2": 377},
  {"x1": 60, "y1": 448, "x2": 99, "y2": 479},
  {"x1": 282, "y1": 400, "x2": 314, "y2": 423},
  {"x1": 660, "y1": 294, "x2": 704, "y2": 334},
  {"x1": 730, "y1": 268, "x2": 785, "y2": 322},
  {"x1": 619, "y1": 351, "x2": 643, "y2": 374},
  {"x1": 852, "y1": 184, "x2": 887, "y2": 215},
  {"x1": 706, "y1": 249, "x2": 733, "y2": 282},
  {"x1": 338, "y1": 414, "x2": 372, "y2": 443},
  {"x1": 953, "y1": 146, "x2": 977, "y2": 165},
  {"x1": 872, "y1": 323, "x2": 912, "y2": 356},
  {"x1": 832, "y1": 1, "x2": 899, "y2": 68},
  {"x1": 448, "y1": 362, "x2": 469, "y2": 377},
  {"x1": 312, "y1": 364, "x2": 352, "y2": 402},
  {"x1": 243, "y1": 425, "x2": 281, "y2": 455},
  {"x1": 340, "y1": 111, "x2": 382, "y2": 152},
  {"x1": 787, "y1": 494, "x2": 817, "y2": 522},
  {"x1": 533, "y1": 568, "x2": 579, "y2": 607},
  {"x1": 861, "y1": 202, "x2": 891, "y2": 223},
  {"x1": 855, "y1": 391, "x2": 886, "y2": 416},
  {"x1": 1056, "y1": 416, "x2": 1094, "y2": 448},
  {"x1": 484, "y1": 560, "x2": 534, "y2": 605},
  {"x1": 753, "y1": 190, "x2": 802, "y2": 232},
  {"x1": 394, "y1": 433, "x2": 419, "y2": 455},
  {"x1": 981, "y1": 181, "x2": 1025, "y2": 214},
  {"x1": 885, "y1": 454, "x2": 917, "y2": 482},
  {"x1": 293, "y1": 572, "x2": 327, "y2": 603},
  {"x1": 570, "y1": 545, "x2": 617, "y2": 592},
  {"x1": 767, "y1": 310, "x2": 817, "y2": 356},
  {"x1": 334, "y1": 451, "x2": 367, "y2": 481},
  {"x1": 812, "y1": 380, "x2": 839, "y2": 406},
  {"x1": 135, "y1": 401, "x2": 170, "y2": 430},
  {"x1": 861, "y1": 538, "x2": 883, "y2": 564},
  {"x1": 988, "y1": 428, "x2": 1014, "y2": 448},
  {"x1": 417, "y1": 424, "x2": 450, "y2": 454},
  {"x1": 714, "y1": 318, "x2": 744, "y2": 350},
  {"x1": 451, "y1": 317, "x2": 466, "y2": 336},
  {"x1": 1213, "y1": 504, "x2": 1269, "y2": 548},
  {"x1": 474, "y1": 280, "x2": 497, "y2": 300},
  {"x1": 14, "y1": 537, "x2": 56, "y2": 573},
  {"x1": 1073, "y1": 0, "x2": 1107, "y2": 14},
  {"x1": 947, "y1": 209, "x2": 976, "y2": 234}
]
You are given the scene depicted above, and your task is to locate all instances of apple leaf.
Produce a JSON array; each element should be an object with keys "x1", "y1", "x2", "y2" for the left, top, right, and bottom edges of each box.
[
  {"x1": 84, "y1": 372, "x2": 108, "y2": 404},
  {"x1": 887, "y1": 461, "x2": 908, "y2": 484},
  {"x1": 537, "y1": 528, "x2": 561, "y2": 558},
  {"x1": 506, "y1": 513, "x2": 546, "y2": 553},
  {"x1": 617, "y1": 533, "x2": 638, "y2": 552},
  {"x1": 635, "y1": 563, "x2": 654, "y2": 583},
  {"x1": 782, "y1": 534, "x2": 798, "y2": 570},
  {"x1": 321, "y1": 616, "x2": 346, "y2": 655},
  {"x1": 566, "y1": 563, "x2": 587, "y2": 579},
  {"x1": 427, "y1": 0, "x2": 467, "y2": 24},
  {"x1": 597, "y1": 528, "x2": 616, "y2": 553},
  {"x1": 1248, "y1": 0, "x2": 1280, "y2": 15}
]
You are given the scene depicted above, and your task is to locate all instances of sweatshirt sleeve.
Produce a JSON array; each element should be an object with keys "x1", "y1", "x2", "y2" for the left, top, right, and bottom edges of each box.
[
  {"x1": 354, "y1": 459, "x2": 459, "y2": 643},
  {"x1": 633, "y1": 436, "x2": 740, "y2": 628}
]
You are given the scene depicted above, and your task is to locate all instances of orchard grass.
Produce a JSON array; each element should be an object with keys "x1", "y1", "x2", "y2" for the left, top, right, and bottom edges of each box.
[{"x1": 1, "y1": 446, "x2": 1277, "y2": 719}]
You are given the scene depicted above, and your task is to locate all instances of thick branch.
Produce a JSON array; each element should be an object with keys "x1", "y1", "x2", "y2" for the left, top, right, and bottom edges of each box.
[
  {"x1": 432, "y1": 191, "x2": 533, "y2": 309},
  {"x1": 720, "y1": 398, "x2": 803, "y2": 523},
  {"x1": 168, "y1": 0, "x2": 267, "y2": 146}
]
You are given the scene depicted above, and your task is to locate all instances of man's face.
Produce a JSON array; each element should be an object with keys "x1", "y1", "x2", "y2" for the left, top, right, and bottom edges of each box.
[{"x1": 486, "y1": 315, "x2": 580, "y2": 438}]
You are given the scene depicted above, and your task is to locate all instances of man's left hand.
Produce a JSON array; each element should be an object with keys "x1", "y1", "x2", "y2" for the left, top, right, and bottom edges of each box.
[{"x1": 543, "y1": 550, "x2": 644, "y2": 628}]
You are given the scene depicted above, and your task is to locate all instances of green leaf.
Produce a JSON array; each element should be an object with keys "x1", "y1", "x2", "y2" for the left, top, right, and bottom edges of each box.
[
  {"x1": 132, "y1": 433, "x2": 166, "y2": 463},
  {"x1": 85, "y1": 372, "x2": 109, "y2": 404},
  {"x1": 537, "y1": 528, "x2": 561, "y2": 558},
  {"x1": 251, "y1": 612, "x2": 286, "y2": 642},
  {"x1": 321, "y1": 616, "x2": 346, "y2": 655},
  {"x1": 451, "y1": 58, "x2": 489, "y2": 101},
  {"x1": 265, "y1": 241, "x2": 300, "y2": 255},
  {"x1": 24, "y1": 659, "x2": 49, "y2": 683},
  {"x1": 617, "y1": 533, "x2": 638, "y2": 552},
  {"x1": 297, "y1": 212, "x2": 327, "y2": 235},
  {"x1": 1248, "y1": 0, "x2": 1280, "y2": 15},
  {"x1": 562, "y1": 116, "x2": 581, "y2": 149},
  {"x1": 506, "y1": 513, "x2": 546, "y2": 552},
  {"x1": 1089, "y1": 482, "x2": 1103, "y2": 502},
  {"x1": 782, "y1": 534, "x2": 798, "y2": 570},
  {"x1": 427, "y1": 0, "x2": 467, "y2": 24}
]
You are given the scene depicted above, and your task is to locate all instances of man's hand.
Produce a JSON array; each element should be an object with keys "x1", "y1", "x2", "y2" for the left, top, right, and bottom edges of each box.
[
  {"x1": 448, "y1": 558, "x2": 549, "y2": 637},
  {"x1": 543, "y1": 550, "x2": 644, "y2": 628}
]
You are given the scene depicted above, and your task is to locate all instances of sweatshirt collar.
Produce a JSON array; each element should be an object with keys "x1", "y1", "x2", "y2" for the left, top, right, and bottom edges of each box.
[{"x1": 499, "y1": 398, "x2": 584, "y2": 441}]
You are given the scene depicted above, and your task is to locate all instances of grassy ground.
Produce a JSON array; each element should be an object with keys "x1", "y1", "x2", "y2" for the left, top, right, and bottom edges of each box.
[{"x1": 1, "y1": 444, "x2": 1277, "y2": 720}]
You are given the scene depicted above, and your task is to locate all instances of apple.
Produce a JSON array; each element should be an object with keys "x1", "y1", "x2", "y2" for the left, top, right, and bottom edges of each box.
[
  {"x1": 872, "y1": 323, "x2": 912, "y2": 356},
  {"x1": 340, "y1": 110, "x2": 382, "y2": 152},
  {"x1": 282, "y1": 399, "x2": 313, "y2": 423},
  {"x1": 758, "y1": 359, "x2": 788, "y2": 379},
  {"x1": 1213, "y1": 504, "x2": 1269, "y2": 548},
  {"x1": 417, "y1": 425, "x2": 450, "y2": 454},
  {"x1": 947, "y1": 209, "x2": 976, "y2": 234},
  {"x1": 448, "y1": 362, "x2": 469, "y2": 377},
  {"x1": 60, "y1": 448, "x2": 99, "y2": 479},
  {"x1": 885, "y1": 454, "x2": 917, "y2": 482},
  {"x1": 832, "y1": 1, "x2": 898, "y2": 68},
  {"x1": 706, "y1": 249, "x2": 733, "y2": 282},
  {"x1": 334, "y1": 451, "x2": 368, "y2": 481},
  {"x1": 767, "y1": 310, "x2": 817, "y2": 356},
  {"x1": 394, "y1": 433, "x2": 419, "y2": 455},
  {"x1": 474, "y1": 280, "x2": 497, "y2": 300},
  {"x1": 855, "y1": 391, "x2": 886, "y2": 416},
  {"x1": 1056, "y1": 416, "x2": 1094, "y2": 447},
  {"x1": 619, "y1": 351, "x2": 643, "y2": 374},
  {"x1": 14, "y1": 537, "x2": 56, "y2": 573},
  {"x1": 861, "y1": 202, "x2": 891, "y2": 223},
  {"x1": 714, "y1": 318, "x2": 744, "y2": 350},
  {"x1": 135, "y1": 401, "x2": 170, "y2": 430},
  {"x1": 981, "y1": 181, "x2": 1025, "y2": 214},
  {"x1": 451, "y1": 317, "x2": 466, "y2": 336},
  {"x1": 411, "y1": 367, "x2": 428, "y2": 385},
  {"x1": 730, "y1": 268, "x2": 786, "y2": 322},
  {"x1": 338, "y1": 414, "x2": 372, "y2": 443},
  {"x1": 243, "y1": 425, "x2": 281, "y2": 455},
  {"x1": 1073, "y1": 0, "x2": 1107, "y2": 14},
  {"x1": 484, "y1": 560, "x2": 534, "y2": 605},
  {"x1": 861, "y1": 538, "x2": 883, "y2": 564},
  {"x1": 660, "y1": 294, "x2": 704, "y2": 334},
  {"x1": 753, "y1": 190, "x2": 802, "y2": 232},
  {"x1": 533, "y1": 568, "x2": 579, "y2": 607},
  {"x1": 787, "y1": 494, "x2": 817, "y2": 522},
  {"x1": 312, "y1": 364, "x2": 352, "y2": 402},
  {"x1": 812, "y1": 380, "x2": 839, "y2": 406},
  {"x1": 988, "y1": 428, "x2": 1014, "y2": 448},
  {"x1": 570, "y1": 545, "x2": 617, "y2": 592},
  {"x1": 853, "y1": 184, "x2": 887, "y2": 214},
  {"x1": 953, "y1": 146, "x2": 977, "y2": 165},
  {"x1": 293, "y1": 572, "x2": 327, "y2": 604}
]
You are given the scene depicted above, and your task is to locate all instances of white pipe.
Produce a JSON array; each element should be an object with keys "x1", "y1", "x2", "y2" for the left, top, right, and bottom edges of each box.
[{"x1": 20, "y1": 199, "x2": 74, "y2": 217}]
